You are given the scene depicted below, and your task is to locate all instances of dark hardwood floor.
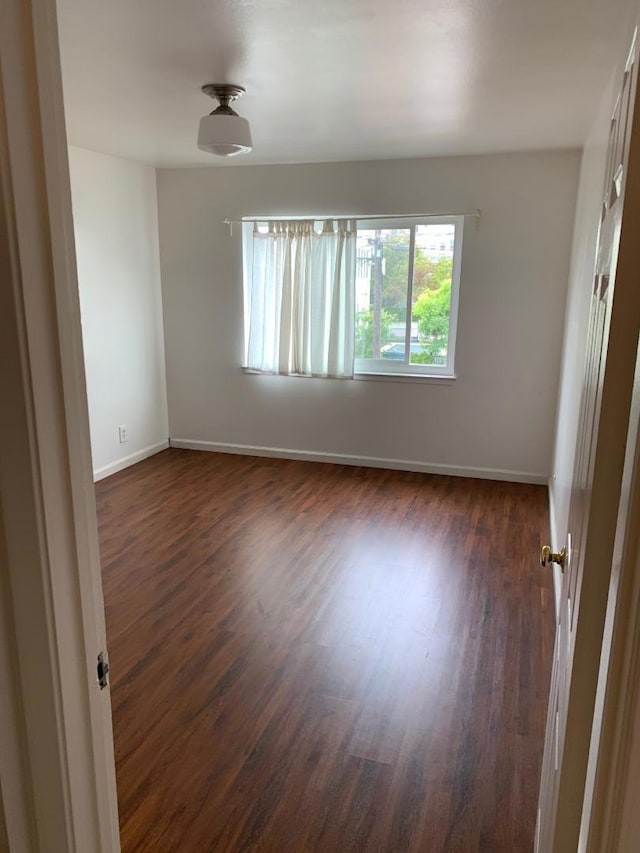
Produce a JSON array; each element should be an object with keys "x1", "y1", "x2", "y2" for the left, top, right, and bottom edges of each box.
[{"x1": 96, "y1": 448, "x2": 555, "y2": 853}]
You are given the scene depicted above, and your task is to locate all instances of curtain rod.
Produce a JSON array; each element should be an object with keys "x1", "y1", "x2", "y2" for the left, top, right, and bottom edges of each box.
[{"x1": 223, "y1": 209, "x2": 481, "y2": 225}]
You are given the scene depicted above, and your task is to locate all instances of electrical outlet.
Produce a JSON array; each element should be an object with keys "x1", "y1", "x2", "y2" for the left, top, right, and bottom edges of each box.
[{"x1": 118, "y1": 425, "x2": 128, "y2": 444}]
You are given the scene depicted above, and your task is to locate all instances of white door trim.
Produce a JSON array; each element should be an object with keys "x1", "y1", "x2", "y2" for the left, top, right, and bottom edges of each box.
[
  {"x1": 0, "y1": 0, "x2": 120, "y2": 849},
  {"x1": 580, "y1": 338, "x2": 640, "y2": 850}
]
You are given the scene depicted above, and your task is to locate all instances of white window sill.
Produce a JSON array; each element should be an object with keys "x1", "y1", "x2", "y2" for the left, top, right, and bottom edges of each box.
[
  {"x1": 242, "y1": 367, "x2": 456, "y2": 385},
  {"x1": 354, "y1": 371, "x2": 456, "y2": 385}
]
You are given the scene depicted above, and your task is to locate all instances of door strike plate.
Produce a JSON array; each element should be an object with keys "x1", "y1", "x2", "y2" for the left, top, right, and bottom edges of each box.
[{"x1": 97, "y1": 651, "x2": 110, "y2": 690}]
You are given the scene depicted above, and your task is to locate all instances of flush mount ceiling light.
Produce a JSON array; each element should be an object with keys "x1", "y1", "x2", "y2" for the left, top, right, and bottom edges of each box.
[{"x1": 197, "y1": 84, "x2": 252, "y2": 157}]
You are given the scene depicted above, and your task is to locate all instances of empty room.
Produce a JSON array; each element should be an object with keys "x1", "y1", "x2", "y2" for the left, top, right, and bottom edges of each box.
[{"x1": 4, "y1": 0, "x2": 640, "y2": 852}]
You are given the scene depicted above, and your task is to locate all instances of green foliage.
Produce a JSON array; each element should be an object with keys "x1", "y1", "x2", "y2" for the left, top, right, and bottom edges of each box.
[
  {"x1": 413, "y1": 278, "x2": 452, "y2": 364},
  {"x1": 355, "y1": 308, "x2": 392, "y2": 358},
  {"x1": 358, "y1": 232, "x2": 454, "y2": 364},
  {"x1": 412, "y1": 251, "x2": 434, "y2": 299},
  {"x1": 380, "y1": 235, "x2": 410, "y2": 318},
  {"x1": 380, "y1": 236, "x2": 454, "y2": 317},
  {"x1": 410, "y1": 348, "x2": 447, "y2": 366},
  {"x1": 427, "y1": 257, "x2": 454, "y2": 292},
  {"x1": 414, "y1": 279, "x2": 451, "y2": 338}
]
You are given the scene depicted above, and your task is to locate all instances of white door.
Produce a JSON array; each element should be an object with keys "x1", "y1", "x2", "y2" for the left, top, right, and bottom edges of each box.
[
  {"x1": 0, "y1": 0, "x2": 120, "y2": 849},
  {"x1": 536, "y1": 34, "x2": 640, "y2": 853}
]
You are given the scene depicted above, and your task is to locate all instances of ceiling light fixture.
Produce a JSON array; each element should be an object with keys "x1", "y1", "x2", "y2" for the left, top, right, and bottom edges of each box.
[{"x1": 197, "y1": 84, "x2": 252, "y2": 157}]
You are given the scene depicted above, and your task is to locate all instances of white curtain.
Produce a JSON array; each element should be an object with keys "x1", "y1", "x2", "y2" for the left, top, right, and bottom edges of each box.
[{"x1": 243, "y1": 219, "x2": 356, "y2": 378}]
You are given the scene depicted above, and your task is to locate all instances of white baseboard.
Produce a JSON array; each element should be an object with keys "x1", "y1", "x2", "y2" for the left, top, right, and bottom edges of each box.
[
  {"x1": 548, "y1": 478, "x2": 562, "y2": 618},
  {"x1": 169, "y1": 438, "x2": 547, "y2": 485},
  {"x1": 93, "y1": 439, "x2": 169, "y2": 482}
]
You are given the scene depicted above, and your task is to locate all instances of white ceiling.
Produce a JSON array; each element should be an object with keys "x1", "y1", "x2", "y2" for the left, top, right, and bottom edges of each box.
[{"x1": 57, "y1": 0, "x2": 635, "y2": 168}]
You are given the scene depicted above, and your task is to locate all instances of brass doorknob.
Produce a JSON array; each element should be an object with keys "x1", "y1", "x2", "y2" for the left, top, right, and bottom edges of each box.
[{"x1": 541, "y1": 545, "x2": 566, "y2": 571}]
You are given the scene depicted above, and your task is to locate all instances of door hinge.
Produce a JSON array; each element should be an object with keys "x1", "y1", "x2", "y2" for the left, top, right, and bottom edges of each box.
[{"x1": 97, "y1": 651, "x2": 110, "y2": 690}]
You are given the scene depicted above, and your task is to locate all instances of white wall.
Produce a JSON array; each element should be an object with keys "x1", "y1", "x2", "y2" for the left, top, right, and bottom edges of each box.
[
  {"x1": 157, "y1": 151, "x2": 579, "y2": 483},
  {"x1": 69, "y1": 146, "x2": 169, "y2": 478}
]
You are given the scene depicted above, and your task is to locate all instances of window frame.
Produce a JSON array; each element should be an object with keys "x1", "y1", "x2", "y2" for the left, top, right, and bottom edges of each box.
[{"x1": 354, "y1": 215, "x2": 464, "y2": 379}]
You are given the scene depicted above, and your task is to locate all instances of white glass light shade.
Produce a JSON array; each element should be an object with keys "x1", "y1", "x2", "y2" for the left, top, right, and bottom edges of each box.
[{"x1": 197, "y1": 114, "x2": 252, "y2": 156}]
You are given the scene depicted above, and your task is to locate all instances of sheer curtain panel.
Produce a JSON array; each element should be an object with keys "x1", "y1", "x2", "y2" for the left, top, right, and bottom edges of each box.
[{"x1": 243, "y1": 219, "x2": 357, "y2": 378}]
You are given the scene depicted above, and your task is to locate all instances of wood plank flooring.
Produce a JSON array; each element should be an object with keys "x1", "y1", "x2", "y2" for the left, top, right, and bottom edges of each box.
[{"x1": 96, "y1": 448, "x2": 555, "y2": 853}]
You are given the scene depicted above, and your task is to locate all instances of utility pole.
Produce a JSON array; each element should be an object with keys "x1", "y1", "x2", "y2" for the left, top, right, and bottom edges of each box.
[{"x1": 372, "y1": 230, "x2": 383, "y2": 357}]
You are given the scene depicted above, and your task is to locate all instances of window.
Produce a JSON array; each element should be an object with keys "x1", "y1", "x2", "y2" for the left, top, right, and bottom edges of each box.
[
  {"x1": 354, "y1": 217, "x2": 463, "y2": 377},
  {"x1": 242, "y1": 215, "x2": 463, "y2": 380}
]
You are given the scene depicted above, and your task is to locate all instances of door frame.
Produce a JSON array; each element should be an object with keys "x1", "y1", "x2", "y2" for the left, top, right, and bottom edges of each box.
[
  {"x1": 3, "y1": 0, "x2": 640, "y2": 850},
  {"x1": 583, "y1": 39, "x2": 640, "y2": 851},
  {"x1": 540, "y1": 21, "x2": 640, "y2": 850},
  {"x1": 0, "y1": 0, "x2": 119, "y2": 849},
  {"x1": 580, "y1": 339, "x2": 640, "y2": 849}
]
